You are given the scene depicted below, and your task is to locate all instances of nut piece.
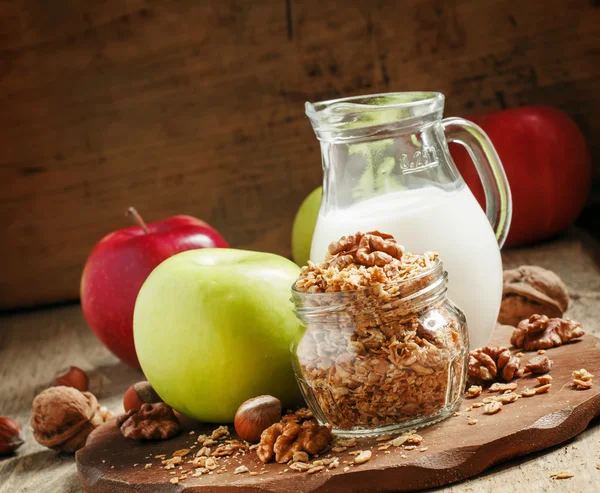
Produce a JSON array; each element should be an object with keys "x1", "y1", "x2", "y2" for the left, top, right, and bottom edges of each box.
[
  {"x1": 511, "y1": 315, "x2": 584, "y2": 350},
  {"x1": 354, "y1": 450, "x2": 372, "y2": 464},
  {"x1": 123, "y1": 381, "x2": 162, "y2": 413},
  {"x1": 524, "y1": 355, "x2": 553, "y2": 374},
  {"x1": 572, "y1": 379, "x2": 593, "y2": 390},
  {"x1": 572, "y1": 369, "x2": 594, "y2": 381},
  {"x1": 55, "y1": 366, "x2": 89, "y2": 392},
  {"x1": 0, "y1": 417, "x2": 24, "y2": 456},
  {"x1": 234, "y1": 395, "x2": 282, "y2": 443},
  {"x1": 117, "y1": 403, "x2": 180, "y2": 440},
  {"x1": 466, "y1": 385, "x2": 482, "y2": 398},
  {"x1": 257, "y1": 419, "x2": 332, "y2": 464},
  {"x1": 468, "y1": 346, "x2": 520, "y2": 385},
  {"x1": 537, "y1": 375, "x2": 552, "y2": 385},
  {"x1": 535, "y1": 384, "x2": 552, "y2": 394},
  {"x1": 499, "y1": 266, "x2": 569, "y2": 326},
  {"x1": 483, "y1": 401, "x2": 503, "y2": 415},
  {"x1": 31, "y1": 386, "x2": 106, "y2": 453}
]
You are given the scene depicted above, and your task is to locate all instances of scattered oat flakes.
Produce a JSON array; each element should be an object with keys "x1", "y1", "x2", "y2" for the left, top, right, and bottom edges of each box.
[
  {"x1": 336, "y1": 438, "x2": 357, "y2": 448},
  {"x1": 467, "y1": 418, "x2": 478, "y2": 425},
  {"x1": 419, "y1": 447, "x2": 428, "y2": 452},
  {"x1": 375, "y1": 434, "x2": 394, "y2": 441},
  {"x1": 521, "y1": 387, "x2": 536, "y2": 397},
  {"x1": 354, "y1": 450, "x2": 372, "y2": 464},
  {"x1": 289, "y1": 461, "x2": 310, "y2": 472},
  {"x1": 550, "y1": 472, "x2": 573, "y2": 479},
  {"x1": 466, "y1": 385, "x2": 482, "y2": 398},
  {"x1": 234, "y1": 465, "x2": 249, "y2": 474},
  {"x1": 155, "y1": 454, "x2": 166, "y2": 459},
  {"x1": 170, "y1": 477, "x2": 179, "y2": 484},
  {"x1": 389, "y1": 435, "x2": 408, "y2": 447},
  {"x1": 249, "y1": 471, "x2": 259, "y2": 476},
  {"x1": 196, "y1": 446, "x2": 211, "y2": 457},
  {"x1": 572, "y1": 379, "x2": 593, "y2": 390},
  {"x1": 572, "y1": 369, "x2": 594, "y2": 381},
  {"x1": 537, "y1": 375, "x2": 552, "y2": 385},
  {"x1": 205, "y1": 458, "x2": 218, "y2": 470},
  {"x1": 202, "y1": 438, "x2": 218, "y2": 447},
  {"x1": 292, "y1": 451, "x2": 309, "y2": 463},
  {"x1": 211, "y1": 425, "x2": 229, "y2": 440},
  {"x1": 343, "y1": 466, "x2": 350, "y2": 473},
  {"x1": 328, "y1": 458, "x2": 340, "y2": 469},
  {"x1": 403, "y1": 445, "x2": 417, "y2": 451},
  {"x1": 308, "y1": 465, "x2": 325, "y2": 474},
  {"x1": 377, "y1": 444, "x2": 391, "y2": 451},
  {"x1": 495, "y1": 392, "x2": 519, "y2": 404},
  {"x1": 172, "y1": 448, "x2": 190, "y2": 457},
  {"x1": 483, "y1": 401, "x2": 502, "y2": 414},
  {"x1": 535, "y1": 384, "x2": 551, "y2": 394},
  {"x1": 489, "y1": 382, "x2": 517, "y2": 393}
]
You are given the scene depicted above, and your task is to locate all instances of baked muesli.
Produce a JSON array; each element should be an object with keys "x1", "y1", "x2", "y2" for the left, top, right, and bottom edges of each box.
[{"x1": 292, "y1": 232, "x2": 468, "y2": 435}]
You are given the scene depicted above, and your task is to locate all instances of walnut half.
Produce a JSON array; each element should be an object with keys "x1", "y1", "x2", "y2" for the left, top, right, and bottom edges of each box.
[
  {"x1": 117, "y1": 403, "x2": 180, "y2": 440},
  {"x1": 468, "y1": 346, "x2": 519, "y2": 386},
  {"x1": 510, "y1": 314, "x2": 584, "y2": 350},
  {"x1": 257, "y1": 419, "x2": 332, "y2": 463}
]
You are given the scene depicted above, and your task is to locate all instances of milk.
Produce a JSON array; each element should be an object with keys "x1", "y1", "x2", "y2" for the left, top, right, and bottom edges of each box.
[{"x1": 310, "y1": 186, "x2": 502, "y2": 348}]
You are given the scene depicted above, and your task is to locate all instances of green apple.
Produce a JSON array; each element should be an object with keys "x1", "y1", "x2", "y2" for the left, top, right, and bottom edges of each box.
[
  {"x1": 133, "y1": 248, "x2": 304, "y2": 423},
  {"x1": 291, "y1": 187, "x2": 322, "y2": 266}
]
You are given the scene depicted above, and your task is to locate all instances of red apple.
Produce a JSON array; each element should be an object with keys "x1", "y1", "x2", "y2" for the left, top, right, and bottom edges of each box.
[{"x1": 81, "y1": 208, "x2": 228, "y2": 368}]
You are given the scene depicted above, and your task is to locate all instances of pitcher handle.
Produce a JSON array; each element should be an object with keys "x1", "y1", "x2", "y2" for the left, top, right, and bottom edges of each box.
[{"x1": 442, "y1": 117, "x2": 512, "y2": 248}]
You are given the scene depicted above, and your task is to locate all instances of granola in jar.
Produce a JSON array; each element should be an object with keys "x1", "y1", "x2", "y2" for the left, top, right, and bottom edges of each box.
[{"x1": 291, "y1": 231, "x2": 468, "y2": 437}]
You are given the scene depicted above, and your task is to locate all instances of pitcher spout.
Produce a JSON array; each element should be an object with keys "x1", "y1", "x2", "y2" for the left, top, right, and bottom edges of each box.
[{"x1": 305, "y1": 92, "x2": 445, "y2": 142}]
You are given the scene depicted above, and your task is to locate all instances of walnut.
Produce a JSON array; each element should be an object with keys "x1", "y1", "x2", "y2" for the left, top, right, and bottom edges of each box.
[
  {"x1": 510, "y1": 315, "x2": 585, "y2": 350},
  {"x1": 257, "y1": 419, "x2": 332, "y2": 463},
  {"x1": 524, "y1": 355, "x2": 553, "y2": 374},
  {"x1": 31, "y1": 386, "x2": 107, "y2": 453},
  {"x1": 325, "y1": 231, "x2": 403, "y2": 268},
  {"x1": 117, "y1": 403, "x2": 180, "y2": 440},
  {"x1": 468, "y1": 346, "x2": 520, "y2": 385},
  {"x1": 499, "y1": 266, "x2": 569, "y2": 326}
]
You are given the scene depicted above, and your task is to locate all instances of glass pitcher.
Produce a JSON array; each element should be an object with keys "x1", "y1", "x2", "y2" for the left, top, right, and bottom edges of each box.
[{"x1": 305, "y1": 92, "x2": 511, "y2": 349}]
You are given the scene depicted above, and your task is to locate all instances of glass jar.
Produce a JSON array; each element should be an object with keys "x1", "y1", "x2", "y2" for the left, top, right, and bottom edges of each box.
[{"x1": 291, "y1": 260, "x2": 468, "y2": 437}]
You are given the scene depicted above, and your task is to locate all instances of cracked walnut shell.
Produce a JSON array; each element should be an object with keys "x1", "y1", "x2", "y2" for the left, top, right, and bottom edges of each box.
[
  {"x1": 117, "y1": 403, "x2": 180, "y2": 440},
  {"x1": 257, "y1": 419, "x2": 332, "y2": 463},
  {"x1": 31, "y1": 386, "x2": 107, "y2": 453},
  {"x1": 468, "y1": 346, "x2": 519, "y2": 385},
  {"x1": 510, "y1": 314, "x2": 584, "y2": 350},
  {"x1": 499, "y1": 266, "x2": 569, "y2": 326}
]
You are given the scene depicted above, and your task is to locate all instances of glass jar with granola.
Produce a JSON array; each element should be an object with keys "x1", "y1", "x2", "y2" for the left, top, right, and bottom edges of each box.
[{"x1": 291, "y1": 231, "x2": 469, "y2": 437}]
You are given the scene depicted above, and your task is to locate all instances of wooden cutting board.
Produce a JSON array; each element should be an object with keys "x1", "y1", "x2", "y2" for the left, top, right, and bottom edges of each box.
[{"x1": 76, "y1": 325, "x2": 600, "y2": 492}]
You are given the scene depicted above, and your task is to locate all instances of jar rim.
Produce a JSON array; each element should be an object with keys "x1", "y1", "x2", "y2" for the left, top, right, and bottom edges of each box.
[{"x1": 291, "y1": 258, "x2": 444, "y2": 298}]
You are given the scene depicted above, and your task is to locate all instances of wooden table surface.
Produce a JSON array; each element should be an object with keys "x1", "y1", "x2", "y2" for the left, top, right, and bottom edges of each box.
[{"x1": 1, "y1": 230, "x2": 599, "y2": 493}]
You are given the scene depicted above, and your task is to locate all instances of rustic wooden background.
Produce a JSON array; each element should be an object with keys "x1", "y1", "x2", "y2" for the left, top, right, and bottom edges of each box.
[{"x1": 1, "y1": 0, "x2": 599, "y2": 310}]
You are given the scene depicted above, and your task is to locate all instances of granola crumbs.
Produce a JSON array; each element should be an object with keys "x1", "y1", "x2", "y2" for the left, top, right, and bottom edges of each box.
[
  {"x1": 483, "y1": 401, "x2": 502, "y2": 415},
  {"x1": 466, "y1": 385, "x2": 482, "y2": 398},
  {"x1": 550, "y1": 472, "x2": 574, "y2": 479},
  {"x1": 307, "y1": 465, "x2": 325, "y2": 474},
  {"x1": 172, "y1": 448, "x2": 190, "y2": 457},
  {"x1": 537, "y1": 375, "x2": 552, "y2": 385},
  {"x1": 354, "y1": 450, "x2": 372, "y2": 464},
  {"x1": 572, "y1": 369, "x2": 594, "y2": 381},
  {"x1": 535, "y1": 384, "x2": 551, "y2": 394}
]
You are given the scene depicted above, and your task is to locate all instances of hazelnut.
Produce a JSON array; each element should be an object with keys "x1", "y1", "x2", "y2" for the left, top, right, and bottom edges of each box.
[
  {"x1": 0, "y1": 417, "x2": 24, "y2": 456},
  {"x1": 55, "y1": 366, "x2": 89, "y2": 392},
  {"x1": 234, "y1": 395, "x2": 281, "y2": 443},
  {"x1": 123, "y1": 381, "x2": 162, "y2": 412}
]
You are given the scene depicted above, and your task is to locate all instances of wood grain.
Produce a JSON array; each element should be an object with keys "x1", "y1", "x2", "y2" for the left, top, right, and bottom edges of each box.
[
  {"x1": 75, "y1": 327, "x2": 600, "y2": 492},
  {"x1": 1, "y1": 0, "x2": 599, "y2": 309},
  {"x1": 1, "y1": 229, "x2": 600, "y2": 492}
]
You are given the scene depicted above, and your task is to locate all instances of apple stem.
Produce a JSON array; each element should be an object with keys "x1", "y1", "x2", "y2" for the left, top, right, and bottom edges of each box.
[{"x1": 126, "y1": 207, "x2": 149, "y2": 234}]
